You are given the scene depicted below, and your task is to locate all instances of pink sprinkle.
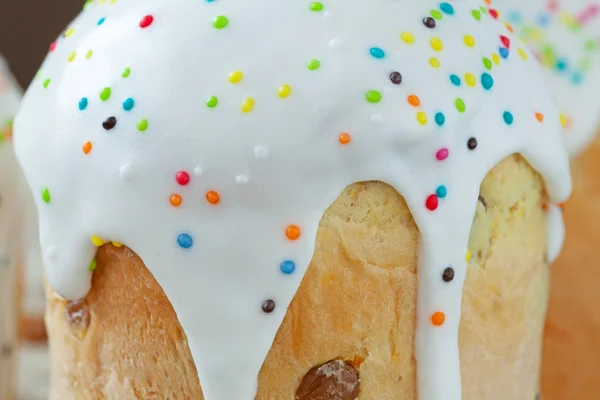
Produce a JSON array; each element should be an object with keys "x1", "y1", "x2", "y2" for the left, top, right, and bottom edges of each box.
[
  {"x1": 49, "y1": 42, "x2": 57, "y2": 52},
  {"x1": 426, "y1": 195, "x2": 439, "y2": 211},
  {"x1": 176, "y1": 171, "x2": 190, "y2": 186},
  {"x1": 436, "y1": 148, "x2": 449, "y2": 161},
  {"x1": 577, "y1": 5, "x2": 599, "y2": 25},
  {"x1": 140, "y1": 15, "x2": 154, "y2": 28},
  {"x1": 500, "y1": 35, "x2": 510, "y2": 48}
]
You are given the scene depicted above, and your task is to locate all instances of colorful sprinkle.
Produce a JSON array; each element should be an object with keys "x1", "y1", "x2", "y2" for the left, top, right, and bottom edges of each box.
[
  {"x1": 440, "y1": 3, "x2": 454, "y2": 15},
  {"x1": 492, "y1": 53, "x2": 501, "y2": 65},
  {"x1": 177, "y1": 233, "x2": 193, "y2": 249},
  {"x1": 123, "y1": 98, "x2": 135, "y2": 111},
  {"x1": 103, "y1": 116, "x2": 117, "y2": 130},
  {"x1": 68, "y1": 52, "x2": 76, "y2": 62},
  {"x1": 431, "y1": 38, "x2": 443, "y2": 51},
  {"x1": 338, "y1": 133, "x2": 351, "y2": 145},
  {"x1": 170, "y1": 194, "x2": 182, "y2": 207},
  {"x1": 280, "y1": 260, "x2": 296, "y2": 275},
  {"x1": 503, "y1": 111, "x2": 514, "y2": 125},
  {"x1": 307, "y1": 59, "x2": 321, "y2": 70},
  {"x1": 426, "y1": 194, "x2": 439, "y2": 211},
  {"x1": 483, "y1": 58, "x2": 492, "y2": 70},
  {"x1": 286, "y1": 225, "x2": 301, "y2": 241},
  {"x1": 91, "y1": 236, "x2": 105, "y2": 247},
  {"x1": 65, "y1": 28, "x2": 75, "y2": 38},
  {"x1": 228, "y1": 71, "x2": 243, "y2": 83},
  {"x1": 366, "y1": 90, "x2": 382, "y2": 104},
  {"x1": 43, "y1": 79, "x2": 51, "y2": 88},
  {"x1": 122, "y1": 67, "x2": 131, "y2": 78},
  {"x1": 139, "y1": 15, "x2": 154, "y2": 28},
  {"x1": 41, "y1": 188, "x2": 51, "y2": 204},
  {"x1": 389, "y1": 71, "x2": 402, "y2": 84},
  {"x1": 98, "y1": 17, "x2": 106, "y2": 26},
  {"x1": 309, "y1": 2, "x2": 324, "y2": 11},
  {"x1": 455, "y1": 98, "x2": 466, "y2": 113},
  {"x1": 430, "y1": 58, "x2": 440, "y2": 68},
  {"x1": 49, "y1": 42, "x2": 57, "y2": 52},
  {"x1": 206, "y1": 96, "x2": 218, "y2": 108},
  {"x1": 434, "y1": 113, "x2": 445, "y2": 126},
  {"x1": 518, "y1": 48, "x2": 528, "y2": 60},
  {"x1": 466, "y1": 250, "x2": 472, "y2": 261},
  {"x1": 481, "y1": 73, "x2": 494, "y2": 90},
  {"x1": 535, "y1": 113, "x2": 544, "y2": 123},
  {"x1": 464, "y1": 35, "x2": 475, "y2": 47},
  {"x1": 436, "y1": 148, "x2": 449, "y2": 161},
  {"x1": 417, "y1": 112, "x2": 428, "y2": 125},
  {"x1": 465, "y1": 73, "x2": 476, "y2": 87},
  {"x1": 436, "y1": 185, "x2": 447, "y2": 198},
  {"x1": 442, "y1": 267, "x2": 454, "y2": 282},
  {"x1": 262, "y1": 299, "x2": 275, "y2": 313},
  {"x1": 278, "y1": 85, "x2": 292, "y2": 98},
  {"x1": 176, "y1": 171, "x2": 190, "y2": 186},
  {"x1": 423, "y1": 17, "x2": 436, "y2": 28},
  {"x1": 137, "y1": 119, "x2": 149, "y2": 132},
  {"x1": 408, "y1": 94, "x2": 421, "y2": 107},
  {"x1": 401, "y1": 32, "x2": 415, "y2": 44},
  {"x1": 78, "y1": 98, "x2": 88, "y2": 111},
  {"x1": 431, "y1": 311, "x2": 446, "y2": 326},
  {"x1": 206, "y1": 190, "x2": 221, "y2": 205},
  {"x1": 212, "y1": 16, "x2": 229, "y2": 29},
  {"x1": 82, "y1": 141, "x2": 92, "y2": 154},
  {"x1": 449, "y1": 74, "x2": 461, "y2": 86},
  {"x1": 431, "y1": 10, "x2": 443, "y2": 20},
  {"x1": 100, "y1": 87, "x2": 111, "y2": 101},
  {"x1": 89, "y1": 259, "x2": 97, "y2": 272},
  {"x1": 500, "y1": 35, "x2": 511, "y2": 48},
  {"x1": 241, "y1": 98, "x2": 255, "y2": 113},
  {"x1": 86, "y1": 50, "x2": 93, "y2": 59},
  {"x1": 499, "y1": 47, "x2": 509, "y2": 59},
  {"x1": 472, "y1": 9, "x2": 481, "y2": 21},
  {"x1": 467, "y1": 137, "x2": 478, "y2": 150},
  {"x1": 370, "y1": 47, "x2": 385, "y2": 59}
]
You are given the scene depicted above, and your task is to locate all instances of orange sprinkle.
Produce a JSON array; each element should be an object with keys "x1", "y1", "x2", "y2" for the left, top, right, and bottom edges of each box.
[
  {"x1": 541, "y1": 203, "x2": 549, "y2": 211},
  {"x1": 170, "y1": 194, "x2": 182, "y2": 207},
  {"x1": 338, "y1": 133, "x2": 351, "y2": 145},
  {"x1": 408, "y1": 95, "x2": 421, "y2": 107},
  {"x1": 206, "y1": 190, "x2": 220, "y2": 205},
  {"x1": 505, "y1": 23, "x2": 514, "y2": 33},
  {"x1": 535, "y1": 113, "x2": 544, "y2": 122},
  {"x1": 82, "y1": 141, "x2": 92, "y2": 154},
  {"x1": 558, "y1": 202, "x2": 566, "y2": 209},
  {"x1": 484, "y1": 0, "x2": 491, "y2": 4},
  {"x1": 431, "y1": 311, "x2": 445, "y2": 326},
  {"x1": 286, "y1": 225, "x2": 301, "y2": 241}
]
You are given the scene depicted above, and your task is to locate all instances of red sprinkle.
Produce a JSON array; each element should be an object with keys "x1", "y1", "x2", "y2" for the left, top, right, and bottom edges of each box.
[
  {"x1": 500, "y1": 35, "x2": 510, "y2": 48},
  {"x1": 140, "y1": 15, "x2": 154, "y2": 28},
  {"x1": 176, "y1": 171, "x2": 190, "y2": 186},
  {"x1": 49, "y1": 42, "x2": 57, "y2": 52},
  {"x1": 489, "y1": 9, "x2": 499, "y2": 19},
  {"x1": 436, "y1": 148, "x2": 449, "y2": 161},
  {"x1": 426, "y1": 195, "x2": 439, "y2": 211}
]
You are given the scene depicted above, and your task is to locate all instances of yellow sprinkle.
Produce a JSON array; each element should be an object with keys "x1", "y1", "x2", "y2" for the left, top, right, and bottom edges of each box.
[
  {"x1": 99, "y1": 0, "x2": 106, "y2": 3},
  {"x1": 429, "y1": 58, "x2": 440, "y2": 68},
  {"x1": 110, "y1": 0, "x2": 117, "y2": 3},
  {"x1": 401, "y1": 32, "x2": 415, "y2": 44},
  {"x1": 560, "y1": 114, "x2": 567, "y2": 127},
  {"x1": 91, "y1": 236, "x2": 105, "y2": 247},
  {"x1": 431, "y1": 38, "x2": 443, "y2": 51},
  {"x1": 463, "y1": 35, "x2": 475, "y2": 47},
  {"x1": 417, "y1": 112, "x2": 428, "y2": 125},
  {"x1": 241, "y1": 97, "x2": 255, "y2": 112},
  {"x1": 228, "y1": 71, "x2": 243, "y2": 84},
  {"x1": 465, "y1": 250, "x2": 472, "y2": 261},
  {"x1": 86, "y1": 50, "x2": 93, "y2": 59},
  {"x1": 492, "y1": 53, "x2": 501, "y2": 65},
  {"x1": 278, "y1": 84, "x2": 292, "y2": 98},
  {"x1": 112, "y1": 242, "x2": 123, "y2": 248},
  {"x1": 465, "y1": 73, "x2": 476, "y2": 87},
  {"x1": 65, "y1": 28, "x2": 75, "y2": 38},
  {"x1": 518, "y1": 48, "x2": 528, "y2": 60},
  {"x1": 68, "y1": 52, "x2": 76, "y2": 62}
]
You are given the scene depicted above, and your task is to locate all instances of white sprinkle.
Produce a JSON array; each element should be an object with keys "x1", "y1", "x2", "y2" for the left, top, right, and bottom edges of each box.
[
  {"x1": 371, "y1": 114, "x2": 385, "y2": 124},
  {"x1": 254, "y1": 146, "x2": 270, "y2": 160},
  {"x1": 329, "y1": 38, "x2": 343, "y2": 48},
  {"x1": 194, "y1": 166, "x2": 204, "y2": 176},
  {"x1": 119, "y1": 164, "x2": 134, "y2": 180},
  {"x1": 236, "y1": 175, "x2": 249, "y2": 185}
]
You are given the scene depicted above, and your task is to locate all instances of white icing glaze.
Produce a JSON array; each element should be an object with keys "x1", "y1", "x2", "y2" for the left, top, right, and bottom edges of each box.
[
  {"x1": 494, "y1": 0, "x2": 600, "y2": 157},
  {"x1": 14, "y1": 1, "x2": 572, "y2": 399},
  {"x1": 546, "y1": 204, "x2": 565, "y2": 264}
]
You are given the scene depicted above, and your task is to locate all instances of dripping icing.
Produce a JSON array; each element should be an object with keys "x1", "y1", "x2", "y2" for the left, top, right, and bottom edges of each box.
[{"x1": 14, "y1": 1, "x2": 571, "y2": 400}]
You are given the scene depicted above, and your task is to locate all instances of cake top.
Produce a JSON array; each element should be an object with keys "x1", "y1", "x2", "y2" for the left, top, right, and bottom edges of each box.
[
  {"x1": 494, "y1": 0, "x2": 600, "y2": 156},
  {"x1": 14, "y1": 1, "x2": 571, "y2": 399}
]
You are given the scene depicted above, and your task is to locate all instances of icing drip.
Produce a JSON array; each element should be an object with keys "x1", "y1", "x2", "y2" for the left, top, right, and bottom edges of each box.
[
  {"x1": 14, "y1": 1, "x2": 571, "y2": 399},
  {"x1": 494, "y1": 0, "x2": 600, "y2": 157}
]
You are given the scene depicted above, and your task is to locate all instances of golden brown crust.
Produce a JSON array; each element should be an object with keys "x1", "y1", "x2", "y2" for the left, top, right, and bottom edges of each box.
[
  {"x1": 46, "y1": 155, "x2": 548, "y2": 400},
  {"x1": 542, "y1": 132, "x2": 600, "y2": 400}
]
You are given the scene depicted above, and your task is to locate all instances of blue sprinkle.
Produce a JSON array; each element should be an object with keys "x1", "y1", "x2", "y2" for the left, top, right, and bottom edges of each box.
[
  {"x1": 481, "y1": 73, "x2": 494, "y2": 90},
  {"x1": 435, "y1": 112, "x2": 445, "y2": 126},
  {"x1": 449, "y1": 74, "x2": 461, "y2": 86},
  {"x1": 123, "y1": 98, "x2": 135, "y2": 111},
  {"x1": 436, "y1": 185, "x2": 447, "y2": 198},
  {"x1": 556, "y1": 59, "x2": 568, "y2": 71},
  {"x1": 507, "y1": 11, "x2": 522, "y2": 24},
  {"x1": 537, "y1": 13, "x2": 550, "y2": 27},
  {"x1": 177, "y1": 233, "x2": 193, "y2": 249},
  {"x1": 280, "y1": 260, "x2": 296, "y2": 275},
  {"x1": 370, "y1": 47, "x2": 385, "y2": 59},
  {"x1": 499, "y1": 47, "x2": 509, "y2": 59},
  {"x1": 440, "y1": 2, "x2": 454, "y2": 15},
  {"x1": 78, "y1": 97, "x2": 88, "y2": 111},
  {"x1": 571, "y1": 72, "x2": 583, "y2": 85},
  {"x1": 503, "y1": 111, "x2": 514, "y2": 125},
  {"x1": 98, "y1": 18, "x2": 106, "y2": 26}
]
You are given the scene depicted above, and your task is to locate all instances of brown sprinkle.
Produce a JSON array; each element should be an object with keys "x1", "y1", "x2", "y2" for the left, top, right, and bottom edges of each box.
[{"x1": 262, "y1": 299, "x2": 275, "y2": 313}]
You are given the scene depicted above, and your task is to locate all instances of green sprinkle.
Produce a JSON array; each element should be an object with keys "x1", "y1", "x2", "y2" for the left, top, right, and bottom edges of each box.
[
  {"x1": 137, "y1": 119, "x2": 149, "y2": 132},
  {"x1": 83, "y1": 0, "x2": 94, "y2": 10},
  {"x1": 479, "y1": 6, "x2": 487, "y2": 14},
  {"x1": 41, "y1": 187, "x2": 51, "y2": 204},
  {"x1": 472, "y1": 10, "x2": 481, "y2": 21},
  {"x1": 585, "y1": 39, "x2": 597, "y2": 52},
  {"x1": 122, "y1": 67, "x2": 131, "y2": 78},
  {"x1": 483, "y1": 58, "x2": 492, "y2": 70},
  {"x1": 89, "y1": 259, "x2": 97, "y2": 272},
  {"x1": 100, "y1": 87, "x2": 111, "y2": 101},
  {"x1": 309, "y1": 2, "x2": 324, "y2": 11},
  {"x1": 431, "y1": 10, "x2": 443, "y2": 20},
  {"x1": 43, "y1": 79, "x2": 51, "y2": 88},
  {"x1": 366, "y1": 90, "x2": 382, "y2": 104},
  {"x1": 213, "y1": 16, "x2": 229, "y2": 29},
  {"x1": 580, "y1": 57, "x2": 593, "y2": 71},
  {"x1": 307, "y1": 59, "x2": 321, "y2": 70},
  {"x1": 206, "y1": 96, "x2": 218, "y2": 108},
  {"x1": 455, "y1": 98, "x2": 466, "y2": 113}
]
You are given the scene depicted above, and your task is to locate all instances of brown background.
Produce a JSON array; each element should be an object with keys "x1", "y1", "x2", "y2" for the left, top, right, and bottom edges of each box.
[{"x1": 0, "y1": 1, "x2": 81, "y2": 87}]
